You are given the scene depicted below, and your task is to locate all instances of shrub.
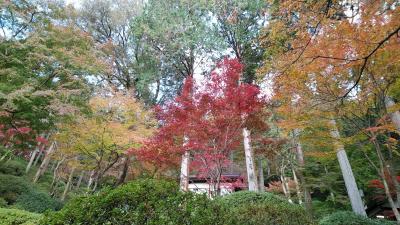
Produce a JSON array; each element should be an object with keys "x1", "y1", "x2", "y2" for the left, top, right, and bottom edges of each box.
[
  {"x1": 14, "y1": 190, "x2": 63, "y2": 213},
  {"x1": 215, "y1": 191, "x2": 315, "y2": 225},
  {"x1": 0, "y1": 174, "x2": 62, "y2": 213},
  {"x1": 0, "y1": 159, "x2": 26, "y2": 176},
  {"x1": 319, "y1": 211, "x2": 396, "y2": 225},
  {"x1": 42, "y1": 179, "x2": 224, "y2": 225},
  {"x1": 312, "y1": 200, "x2": 351, "y2": 219},
  {"x1": 0, "y1": 174, "x2": 31, "y2": 204},
  {"x1": 0, "y1": 197, "x2": 7, "y2": 208},
  {"x1": 0, "y1": 207, "x2": 42, "y2": 225}
]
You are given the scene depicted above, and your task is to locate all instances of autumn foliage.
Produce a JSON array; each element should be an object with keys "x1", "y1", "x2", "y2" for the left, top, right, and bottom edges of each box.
[{"x1": 136, "y1": 58, "x2": 268, "y2": 180}]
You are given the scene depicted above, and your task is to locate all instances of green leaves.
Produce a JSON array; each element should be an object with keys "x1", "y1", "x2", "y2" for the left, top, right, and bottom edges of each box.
[
  {"x1": 131, "y1": 0, "x2": 221, "y2": 103},
  {"x1": 0, "y1": 2, "x2": 106, "y2": 134},
  {"x1": 42, "y1": 179, "x2": 222, "y2": 225},
  {"x1": 215, "y1": 191, "x2": 316, "y2": 225}
]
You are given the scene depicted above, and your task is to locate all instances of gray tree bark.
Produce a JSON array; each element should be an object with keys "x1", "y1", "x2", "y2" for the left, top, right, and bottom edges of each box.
[
  {"x1": 243, "y1": 128, "x2": 258, "y2": 192},
  {"x1": 61, "y1": 167, "x2": 75, "y2": 201},
  {"x1": 385, "y1": 97, "x2": 400, "y2": 130},
  {"x1": 329, "y1": 119, "x2": 366, "y2": 216},
  {"x1": 50, "y1": 158, "x2": 64, "y2": 197},
  {"x1": 87, "y1": 170, "x2": 95, "y2": 190},
  {"x1": 33, "y1": 150, "x2": 42, "y2": 167},
  {"x1": 280, "y1": 168, "x2": 293, "y2": 203},
  {"x1": 265, "y1": 159, "x2": 270, "y2": 177},
  {"x1": 76, "y1": 171, "x2": 85, "y2": 189},
  {"x1": 116, "y1": 156, "x2": 130, "y2": 186},
  {"x1": 33, "y1": 142, "x2": 56, "y2": 183},
  {"x1": 26, "y1": 147, "x2": 39, "y2": 173},
  {"x1": 385, "y1": 96, "x2": 400, "y2": 206},
  {"x1": 180, "y1": 136, "x2": 190, "y2": 192},
  {"x1": 179, "y1": 150, "x2": 190, "y2": 191},
  {"x1": 292, "y1": 168, "x2": 302, "y2": 204}
]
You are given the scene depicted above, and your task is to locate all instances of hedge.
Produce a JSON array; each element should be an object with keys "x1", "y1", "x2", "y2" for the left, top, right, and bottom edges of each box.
[
  {"x1": 0, "y1": 174, "x2": 62, "y2": 213},
  {"x1": 319, "y1": 211, "x2": 396, "y2": 225},
  {"x1": 0, "y1": 207, "x2": 42, "y2": 225},
  {"x1": 42, "y1": 179, "x2": 224, "y2": 225},
  {"x1": 216, "y1": 191, "x2": 315, "y2": 225}
]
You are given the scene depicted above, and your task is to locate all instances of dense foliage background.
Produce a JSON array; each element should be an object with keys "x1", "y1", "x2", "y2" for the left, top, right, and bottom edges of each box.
[{"x1": 0, "y1": 0, "x2": 399, "y2": 224}]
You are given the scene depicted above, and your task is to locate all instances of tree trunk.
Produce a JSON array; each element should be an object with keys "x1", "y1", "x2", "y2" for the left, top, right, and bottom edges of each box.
[
  {"x1": 242, "y1": 128, "x2": 258, "y2": 192},
  {"x1": 281, "y1": 174, "x2": 288, "y2": 198},
  {"x1": 75, "y1": 171, "x2": 85, "y2": 189},
  {"x1": 50, "y1": 158, "x2": 64, "y2": 197},
  {"x1": 292, "y1": 168, "x2": 302, "y2": 204},
  {"x1": 329, "y1": 119, "x2": 366, "y2": 216},
  {"x1": 87, "y1": 170, "x2": 95, "y2": 190},
  {"x1": 33, "y1": 150, "x2": 42, "y2": 167},
  {"x1": 373, "y1": 138, "x2": 400, "y2": 223},
  {"x1": 293, "y1": 130, "x2": 313, "y2": 214},
  {"x1": 92, "y1": 180, "x2": 98, "y2": 192},
  {"x1": 266, "y1": 159, "x2": 270, "y2": 177},
  {"x1": 385, "y1": 97, "x2": 400, "y2": 206},
  {"x1": 61, "y1": 167, "x2": 75, "y2": 201},
  {"x1": 385, "y1": 97, "x2": 400, "y2": 130},
  {"x1": 116, "y1": 156, "x2": 130, "y2": 186},
  {"x1": 179, "y1": 150, "x2": 190, "y2": 191},
  {"x1": 280, "y1": 170, "x2": 293, "y2": 203},
  {"x1": 258, "y1": 158, "x2": 265, "y2": 192},
  {"x1": 33, "y1": 142, "x2": 56, "y2": 183},
  {"x1": 388, "y1": 150, "x2": 400, "y2": 207},
  {"x1": 381, "y1": 175, "x2": 400, "y2": 223},
  {"x1": 26, "y1": 147, "x2": 39, "y2": 173},
  {"x1": 50, "y1": 159, "x2": 64, "y2": 187}
]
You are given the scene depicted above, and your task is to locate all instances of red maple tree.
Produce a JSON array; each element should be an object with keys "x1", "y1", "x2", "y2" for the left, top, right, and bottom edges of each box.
[{"x1": 135, "y1": 58, "x2": 268, "y2": 194}]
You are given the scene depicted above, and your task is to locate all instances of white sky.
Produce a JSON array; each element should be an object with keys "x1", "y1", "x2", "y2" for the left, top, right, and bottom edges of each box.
[{"x1": 65, "y1": 0, "x2": 81, "y2": 7}]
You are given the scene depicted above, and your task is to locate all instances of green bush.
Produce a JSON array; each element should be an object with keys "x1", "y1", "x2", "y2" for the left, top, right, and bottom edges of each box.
[
  {"x1": 0, "y1": 159, "x2": 26, "y2": 176},
  {"x1": 42, "y1": 179, "x2": 223, "y2": 225},
  {"x1": 215, "y1": 191, "x2": 315, "y2": 225},
  {"x1": 312, "y1": 200, "x2": 350, "y2": 219},
  {"x1": 0, "y1": 174, "x2": 31, "y2": 204},
  {"x1": 0, "y1": 207, "x2": 42, "y2": 225},
  {"x1": 319, "y1": 211, "x2": 396, "y2": 225},
  {"x1": 0, "y1": 198, "x2": 7, "y2": 208},
  {"x1": 0, "y1": 174, "x2": 62, "y2": 213},
  {"x1": 14, "y1": 191, "x2": 63, "y2": 213}
]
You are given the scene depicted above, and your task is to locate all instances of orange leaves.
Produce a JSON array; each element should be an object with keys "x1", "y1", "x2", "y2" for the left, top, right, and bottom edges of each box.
[
  {"x1": 365, "y1": 124, "x2": 395, "y2": 134},
  {"x1": 261, "y1": 0, "x2": 400, "y2": 105}
]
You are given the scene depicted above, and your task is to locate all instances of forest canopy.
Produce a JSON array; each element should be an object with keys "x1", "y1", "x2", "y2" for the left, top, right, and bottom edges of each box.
[{"x1": 0, "y1": 0, "x2": 399, "y2": 224}]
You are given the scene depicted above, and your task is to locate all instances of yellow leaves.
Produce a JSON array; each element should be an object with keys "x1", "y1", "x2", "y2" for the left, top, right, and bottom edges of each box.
[
  {"x1": 386, "y1": 103, "x2": 400, "y2": 114},
  {"x1": 54, "y1": 93, "x2": 156, "y2": 167},
  {"x1": 305, "y1": 150, "x2": 335, "y2": 160}
]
